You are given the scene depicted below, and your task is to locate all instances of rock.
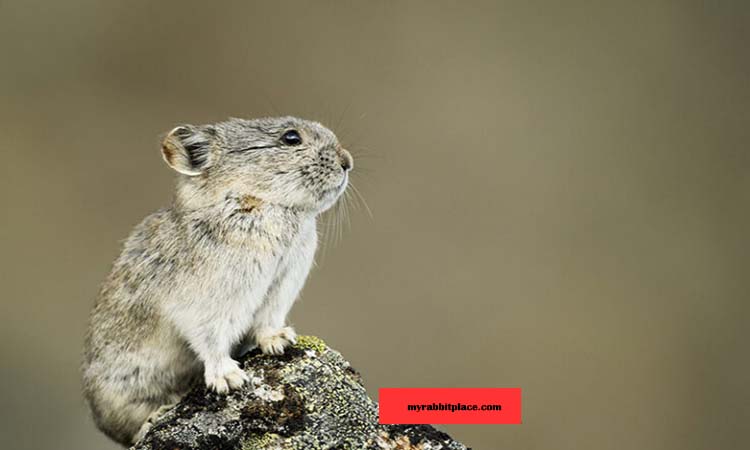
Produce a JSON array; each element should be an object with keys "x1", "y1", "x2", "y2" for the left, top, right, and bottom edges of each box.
[{"x1": 132, "y1": 336, "x2": 468, "y2": 450}]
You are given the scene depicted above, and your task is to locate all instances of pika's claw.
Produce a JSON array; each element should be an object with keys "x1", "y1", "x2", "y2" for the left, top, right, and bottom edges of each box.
[
  {"x1": 204, "y1": 358, "x2": 248, "y2": 394},
  {"x1": 257, "y1": 326, "x2": 297, "y2": 355}
]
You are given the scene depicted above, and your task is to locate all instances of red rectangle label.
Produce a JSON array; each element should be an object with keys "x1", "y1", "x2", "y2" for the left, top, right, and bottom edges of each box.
[{"x1": 378, "y1": 388, "x2": 521, "y2": 424}]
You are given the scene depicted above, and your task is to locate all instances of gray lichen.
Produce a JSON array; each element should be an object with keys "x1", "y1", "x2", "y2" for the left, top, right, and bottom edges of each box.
[{"x1": 132, "y1": 336, "x2": 468, "y2": 450}]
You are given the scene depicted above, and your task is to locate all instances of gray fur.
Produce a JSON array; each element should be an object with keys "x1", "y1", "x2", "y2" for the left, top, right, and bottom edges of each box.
[{"x1": 82, "y1": 117, "x2": 352, "y2": 446}]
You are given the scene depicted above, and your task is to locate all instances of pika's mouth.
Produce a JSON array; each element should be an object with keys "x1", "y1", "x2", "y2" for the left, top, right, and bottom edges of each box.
[
  {"x1": 333, "y1": 173, "x2": 349, "y2": 197},
  {"x1": 320, "y1": 174, "x2": 348, "y2": 201}
]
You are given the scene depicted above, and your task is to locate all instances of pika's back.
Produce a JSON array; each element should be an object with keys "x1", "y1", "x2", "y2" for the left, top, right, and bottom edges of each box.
[{"x1": 84, "y1": 209, "x2": 178, "y2": 359}]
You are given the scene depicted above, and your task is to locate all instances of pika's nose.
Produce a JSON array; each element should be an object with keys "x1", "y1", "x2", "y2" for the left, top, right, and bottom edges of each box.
[{"x1": 339, "y1": 148, "x2": 353, "y2": 172}]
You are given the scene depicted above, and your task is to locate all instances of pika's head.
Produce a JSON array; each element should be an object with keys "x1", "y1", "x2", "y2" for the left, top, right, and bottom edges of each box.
[{"x1": 161, "y1": 117, "x2": 352, "y2": 212}]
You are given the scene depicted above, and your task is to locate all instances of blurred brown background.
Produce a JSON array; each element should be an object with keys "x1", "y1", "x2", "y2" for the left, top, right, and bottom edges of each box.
[{"x1": 1, "y1": 1, "x2": 748, "y2": 449}]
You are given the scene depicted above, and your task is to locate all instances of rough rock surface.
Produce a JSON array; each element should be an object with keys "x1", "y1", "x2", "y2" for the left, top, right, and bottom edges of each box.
[{"x1": 132, "y1": 336, "x2": 468, "y2": 450}]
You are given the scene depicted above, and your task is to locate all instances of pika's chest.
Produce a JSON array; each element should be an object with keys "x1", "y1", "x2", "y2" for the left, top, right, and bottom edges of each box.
[
  {"x1": 190, "y1": 214, "x2": 308, "y2": 306},
  {"x1": 184, "y1": 205, "x2": 309, "y2": 282},
  {"x1": 225, "y1": 210, "x2": 302, "y2": 255}
]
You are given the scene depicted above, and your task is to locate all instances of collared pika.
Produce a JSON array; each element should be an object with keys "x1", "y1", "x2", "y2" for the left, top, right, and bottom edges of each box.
[{"x1": 81, "y1": 117, "x2": 353, "y2": 446}]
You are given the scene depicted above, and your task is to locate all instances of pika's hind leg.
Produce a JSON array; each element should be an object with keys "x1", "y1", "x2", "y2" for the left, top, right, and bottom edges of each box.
[
  {"x1": 86, "y1": 378, "x2": 183, "y2": 446},
  {"x1": 133, "y1": 399, "x2": 179, "y2": 443},
  {"x1": 87, "y1": 393, "x2": 161, "y2": 446}
]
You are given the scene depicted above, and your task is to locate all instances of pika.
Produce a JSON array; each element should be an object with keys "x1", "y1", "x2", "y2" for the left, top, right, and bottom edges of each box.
[{"x1": 81, "y1": 117, "x2": 353, "y2": 446}]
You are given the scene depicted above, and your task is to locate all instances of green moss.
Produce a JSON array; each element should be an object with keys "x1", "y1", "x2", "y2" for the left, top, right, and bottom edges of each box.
[
  {"x1": 294, "y1": 335, "x2": 326, "y2": 353},
  {"x1": 241, "y1": 432, "x2": 278, "y2": 449}
]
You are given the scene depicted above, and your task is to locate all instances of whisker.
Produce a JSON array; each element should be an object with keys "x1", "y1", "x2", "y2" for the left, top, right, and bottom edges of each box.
[
  {"x1": 349, "y1": 182, "x2": 373, "y2": 219},
  {"x1": 335, "y1": 100, "x2": 354, "y2": 137},
  {"x1": 319, "y1": 206, "x2": 333, "y2": 260},
  {"x1": 337, "y1": 197, "x2": 345, "y2": 244},
  {"x1": 343, "y1": 190, "x2": 352, "y2": 230},
  {"x1": 334, "y1": 199, "x2": 343, "y2": 246}
]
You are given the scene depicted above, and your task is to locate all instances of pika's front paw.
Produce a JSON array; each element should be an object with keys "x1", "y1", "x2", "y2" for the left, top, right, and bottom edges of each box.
[
  {"x1": 257, "y1": 326, "x2": 297, "y2": 355},
  {"x1": 204, "y1": 358, "x2": 248, "y2": 394}
]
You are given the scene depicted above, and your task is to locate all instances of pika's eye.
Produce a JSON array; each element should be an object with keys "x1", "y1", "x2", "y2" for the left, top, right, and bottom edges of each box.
[{"x1": 281, "y1": 130, "x2": 302, "y2": 146}]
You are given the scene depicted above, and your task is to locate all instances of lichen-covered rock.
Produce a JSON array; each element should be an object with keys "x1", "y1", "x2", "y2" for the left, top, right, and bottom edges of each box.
[{"x1": 132, "y1": 336, "x2": 468, "y2": 450}]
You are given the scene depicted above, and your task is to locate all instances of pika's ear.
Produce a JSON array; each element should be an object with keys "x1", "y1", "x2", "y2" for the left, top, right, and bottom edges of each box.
[{"x1": 161, "y1": 125, "x2": 217, "y2": 176}]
